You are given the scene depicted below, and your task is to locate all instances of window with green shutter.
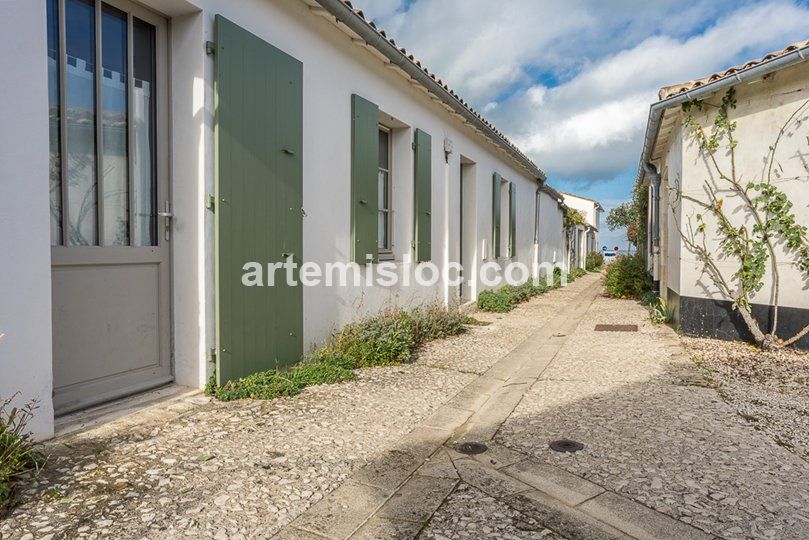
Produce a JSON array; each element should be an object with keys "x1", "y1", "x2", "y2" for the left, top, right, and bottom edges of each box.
[
  {"x1": 509, "y1": 181, "x2": 516, "y2": 257},
  {"x1": 413, "y1": 128, "x2": 432, "y2": 262},
  {"x1": 492, "y1": 173, "x2": 501, "y2": 258},
  {"x1": 351, "y1": 94, "x2": 379, "y2": 264}
]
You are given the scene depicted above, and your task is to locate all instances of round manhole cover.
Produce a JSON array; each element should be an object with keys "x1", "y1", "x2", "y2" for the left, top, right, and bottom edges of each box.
[
  {"x1": 549, "y1": 439, "x2": 585, "y2": 453},
  {"x1": 456, "y1": 442, "x2": 488, "y2": 455}
]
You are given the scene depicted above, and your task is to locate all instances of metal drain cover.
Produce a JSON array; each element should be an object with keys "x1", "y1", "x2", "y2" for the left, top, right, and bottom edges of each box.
[
  {"x1": 549, "y1": 439, "x2": 585, "y2": 453},
  {"x1": 594, "y1": 324, "x2": 638, "y2": 332},
  {"x1": 456, "y1": 442, "x2": 488, "y2": 455}
]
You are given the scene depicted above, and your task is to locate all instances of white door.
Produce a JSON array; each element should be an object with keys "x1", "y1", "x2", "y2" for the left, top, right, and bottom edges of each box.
[{"x1": 47, "y1": 0, "x2": 171, "y2": 414}]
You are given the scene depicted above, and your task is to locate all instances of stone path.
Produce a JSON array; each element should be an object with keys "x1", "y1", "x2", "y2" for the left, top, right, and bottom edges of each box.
[
  {"x1": 275, "y1": 281, "x2": 809, "y2": 540},
  {"x1": 0, "y1": 276, "x2": 596, "y2": 540},
  {"x1": 4, "y1": 274, "x2": 808, "y2": 540}
]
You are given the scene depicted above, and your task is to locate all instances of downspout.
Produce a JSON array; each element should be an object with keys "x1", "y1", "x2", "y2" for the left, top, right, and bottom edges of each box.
[{"x1": 643, "y1": 162, "x2": 661, "y2": 295}]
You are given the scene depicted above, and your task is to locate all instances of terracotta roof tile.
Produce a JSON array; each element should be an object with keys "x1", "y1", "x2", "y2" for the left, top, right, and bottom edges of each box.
[{"x1": 658, "y1": 38, "x2": 809, "y2": 100}]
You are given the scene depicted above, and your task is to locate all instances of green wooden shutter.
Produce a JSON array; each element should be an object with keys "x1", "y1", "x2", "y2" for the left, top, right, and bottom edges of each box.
[
  {"x1": 492, "y1": 173, "x2": 501, "y2": 258},
  {"x1": 509, "y1": 181, "x2": 516, "y2": 257},
  {"x1": 214, "y1": 15, "x2": 303, "y2": 385},
  {"x1": 351, "y1": 94, "x2": 379, "y2": 264},
  {"x1": 414, "y1": 128, "x2": 432, "y2": 262}
]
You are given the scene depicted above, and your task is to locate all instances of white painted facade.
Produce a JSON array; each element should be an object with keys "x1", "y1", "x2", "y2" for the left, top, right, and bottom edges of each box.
[
  {"x1": 645, "y1": 60, "x2": 808, "y2": 344},
  {"x1": 0, "y1": 0, "x2": 576, "y2": 439},
  {"x1": 561, "y1": 193, "x2": 602, "y2": 269}
]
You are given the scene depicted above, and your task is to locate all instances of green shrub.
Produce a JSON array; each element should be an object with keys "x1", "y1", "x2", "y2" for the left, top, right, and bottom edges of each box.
[
  {"x1": 604, "y1": 254, "x2": 653, "y2": 299},
  {"x1": 1, "y1": 396, "x2": 44, "y2": 514},
  {"x1": 205, "y1": 303, "x2": 468, "y2": 402},
  {"x1": 477, "y1": 289, "x2": 515, "y2": 312},
  {"x1": 333, "y1": 310, "x2": 414, "y2": 368},
  {"x1": 405, "y1": 304, "x2": 466, "y2": 345},
  {"x1": 212, "y1": 370, "x2": 302, "y2": 401},
  {"x1": 585, "y1": 251, "x2": 604, "y2": 271},
  {"x1": 569, "y1": 267, "x2": 587, "y2": 280}
]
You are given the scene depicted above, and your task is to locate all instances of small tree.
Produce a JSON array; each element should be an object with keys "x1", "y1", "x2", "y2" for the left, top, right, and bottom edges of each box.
[
  {"x1": 671, "y1": 88, "x2": 809, "y2": 349},
  {"x1": 606, "y1": 202, "x2": 638, "y2": 251}
]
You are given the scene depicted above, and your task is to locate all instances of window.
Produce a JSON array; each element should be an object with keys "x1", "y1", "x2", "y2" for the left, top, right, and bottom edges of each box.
[
  {"x1": 47, "y1": 0, "x2": 158, "y2": 246},
  {"x1": 377, "y1": 125, "x2": 392, "y2": 254}
]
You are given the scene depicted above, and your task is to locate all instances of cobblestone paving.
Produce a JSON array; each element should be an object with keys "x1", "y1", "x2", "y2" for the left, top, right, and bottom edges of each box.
[
  {"x1": 421, "y1": 483, "x2": 565, "y2": 540},
  {"x1": 497, "y1": 295, "x2": 809, "y2": 540},
  {"x1": 0, "y1": 276, "x2": 597, "y2": 540},
  {"x1": 682, "y1": 336, "x2": 809, "y2": 460}
]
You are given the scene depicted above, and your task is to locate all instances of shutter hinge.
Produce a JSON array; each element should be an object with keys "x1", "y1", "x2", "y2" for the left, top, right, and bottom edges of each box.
[
  {"x1": 205, "y1": 194, "x2": 216, "y2": 212},
  {"x1": 205, "y1": 41, "x2": 216, "y2": 56},
  {"x1": 411, "y1": 141, "x2": 416, "y2": 150},
  {"x1": 207, "y1": 347, "x2": 217, "y2": 362}
]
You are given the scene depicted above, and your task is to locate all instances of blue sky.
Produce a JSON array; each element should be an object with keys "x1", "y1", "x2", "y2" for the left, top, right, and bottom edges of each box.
[{"x1": 356, "y1": 0, "x2": 809, "y2": 250}]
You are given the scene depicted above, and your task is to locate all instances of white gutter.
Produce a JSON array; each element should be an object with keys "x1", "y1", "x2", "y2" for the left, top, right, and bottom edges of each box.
[{"x1": 635, "y1": 43, "x2": 809, "y2": 187}]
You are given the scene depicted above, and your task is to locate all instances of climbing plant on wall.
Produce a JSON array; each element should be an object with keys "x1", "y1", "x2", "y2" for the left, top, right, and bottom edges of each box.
[{"x1": 671, "y1": 88, "x2": 809, "y2": 349}]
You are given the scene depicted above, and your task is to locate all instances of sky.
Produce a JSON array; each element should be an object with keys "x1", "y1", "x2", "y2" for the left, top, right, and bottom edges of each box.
[{"x1": 353, "y1": 0, "x2": 809, "y2": 251}]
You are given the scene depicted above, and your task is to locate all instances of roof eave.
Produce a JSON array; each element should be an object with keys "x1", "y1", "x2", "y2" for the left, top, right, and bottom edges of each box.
[
  {"x1": 635, "y1": 43, "x2": 809, "y2": 187},
  {"x1": 311, "y1": 0, "x2": 546, "y2": 181}
]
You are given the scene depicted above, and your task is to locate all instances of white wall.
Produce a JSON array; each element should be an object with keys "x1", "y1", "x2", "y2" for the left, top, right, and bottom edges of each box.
[
  {"x1": 537, "y1": 191, "x2": 566, "y2": 271},
  {"x1": 1, "y1": 0, "x2": 569, "y2": 437},
  {"x1": 0, "y1": 0, "x2": 55, "y2": 439},
  {"x1": 672, "y1": 61, "x2": 809, "y2": 309}
]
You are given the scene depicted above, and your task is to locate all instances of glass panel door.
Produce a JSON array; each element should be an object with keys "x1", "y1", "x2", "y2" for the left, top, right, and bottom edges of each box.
[{"x1": 48, "y1": 0, "x2": 157, "y2": 247}]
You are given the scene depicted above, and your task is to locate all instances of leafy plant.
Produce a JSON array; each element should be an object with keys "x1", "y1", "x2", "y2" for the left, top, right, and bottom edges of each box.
[
  {"x1": 649, "y1": 297, "x2": 673, "y2": 324},
  {"x1": 604, "y1": 254, "x2": 653, "y2": 299},
  {"x1": 606, "y1": 202, "x2": 639, "y2": 251},
  {"x1": 564, "y1": 209, "x2": 587, "y2": 230},
  {"x1": 675, "y1": 89, "x2": 809, "y2": 348},
  {"x1": 585, "y1": 251, "x2": 604, "y2": 272},
  {"x1": 477, "y1": 289, "x2": 514, "y2": 312},
  {"x1": 1, "y1": 395, "x2": 44, "y2": 515},
  {"x1": 206, "y1": 304, "x2": 469, "y2": 401}
]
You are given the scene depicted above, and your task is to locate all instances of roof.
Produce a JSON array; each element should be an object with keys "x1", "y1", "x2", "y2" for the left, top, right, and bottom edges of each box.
[
  {"x1": 658, "y1": 38, "x2": 809, "y2": 100},
  {"x1": 560, "y1": 192, "x2": 604, "y2": 211},
  {"x1": 306, "y1": 0, "x2": 546, "y2": 181},
  {"x1": 635, "y1": 38, "x2": 809, "y2": 188}
]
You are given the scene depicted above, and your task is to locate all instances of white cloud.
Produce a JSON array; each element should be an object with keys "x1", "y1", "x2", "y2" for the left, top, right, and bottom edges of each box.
[{"x1": 354, "y1": 0, "x2": 809, "y2": 181}]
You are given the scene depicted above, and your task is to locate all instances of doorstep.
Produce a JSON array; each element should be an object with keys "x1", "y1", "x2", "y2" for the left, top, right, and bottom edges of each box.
[{"x1": 54, "y1": 383, "x2": 203, "y2": 438}]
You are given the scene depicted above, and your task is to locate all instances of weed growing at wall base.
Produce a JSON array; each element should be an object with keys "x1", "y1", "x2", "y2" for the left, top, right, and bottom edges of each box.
[
  {"x1": 1, "y1": 395, "x2": 44, "y2": 516},
  {"x1": 206, "y1": 304, "x2": 468, "y2": 402}
]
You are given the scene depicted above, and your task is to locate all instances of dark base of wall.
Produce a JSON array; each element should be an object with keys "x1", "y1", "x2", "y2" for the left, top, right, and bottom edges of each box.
[{"x1": 668, "y1": 289, "x2": 809, "y2": 351}]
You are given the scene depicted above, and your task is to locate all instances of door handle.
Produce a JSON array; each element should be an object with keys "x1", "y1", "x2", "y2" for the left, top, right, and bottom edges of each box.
[{"x1": 160, "y1": 201, "x2": 173, "y2": 241}]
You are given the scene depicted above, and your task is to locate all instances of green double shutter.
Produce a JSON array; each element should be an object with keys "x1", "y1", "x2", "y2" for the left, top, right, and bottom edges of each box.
[
  {"x1": 492, "y1": 173, "x2": 501, "y2": 258},
  {"x1": 413, "y1": 128, "x2": 432, "y2": 262},
  {"x1": 351, "y1": 94, "x2": 379, "y2": 264},
  {"x1": 214, "y1": 15, "x2": 303, "y2": 384},
  {"x1": 509, "y1": 181, "x2": 516, "y2": 257}
]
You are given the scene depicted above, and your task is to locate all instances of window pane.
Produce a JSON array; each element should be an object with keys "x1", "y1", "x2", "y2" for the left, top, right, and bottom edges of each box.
[
  {"x1": 378, "y1": 129, "x2": 389, "y2": 169},
  {"x1": 101, "y1": 4, "x2": 129, "y2": 245},
  {"x1": 47, "y1": 0, "x2": 62, "y2": 245},
  {"x1": 377, "y1": 170, "x2": 388, "y2": 210},
  {"x1": 378, "y1": 211, "x2": 388, "y2": 250},
  {"x1": 65, "y1": 0, "x2": 97, "y2": 246},
  {"x1": 132, "y1": 18, "x2": 156, "y2": 246}
]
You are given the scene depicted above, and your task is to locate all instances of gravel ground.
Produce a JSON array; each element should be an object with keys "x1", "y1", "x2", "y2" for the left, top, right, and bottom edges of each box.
[
  {"x1": 681, "y1": 336, "x2": 809, "y2": 461},
  {"x1": 421, "y1": 483, "x2": 564, "y2": 540},
  {"x1": 497, "y1": 295, "x2": 809, "y2": 540},
  {"x1": 0, "y1": 276, "x2": 598, "y2": 540}
]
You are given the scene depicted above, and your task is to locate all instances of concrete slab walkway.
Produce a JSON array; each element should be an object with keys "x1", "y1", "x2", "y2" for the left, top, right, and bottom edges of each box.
[{"x1": 275, "y1": 281, "x2": 809, "y2": 540}]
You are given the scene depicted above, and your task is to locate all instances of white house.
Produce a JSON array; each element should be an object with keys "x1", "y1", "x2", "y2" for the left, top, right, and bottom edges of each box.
[
  {"x1": 636, "y1": 39, "x2": 809, "y2": 350},
  {"x1": 561, "y1": 193, "x2": 602, "y2": 269},
  {"x1": 0, "y1": 0, "x2": 579, "y2": 439}
]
